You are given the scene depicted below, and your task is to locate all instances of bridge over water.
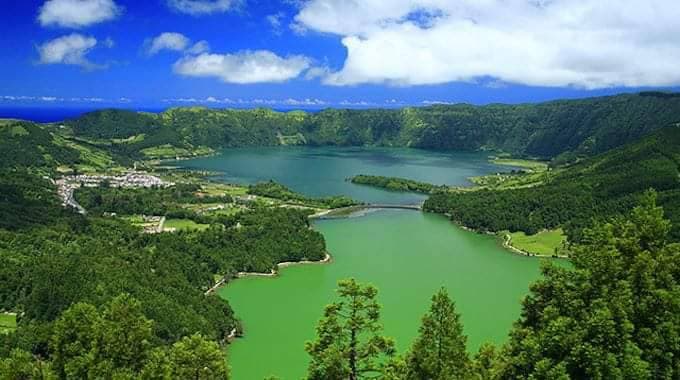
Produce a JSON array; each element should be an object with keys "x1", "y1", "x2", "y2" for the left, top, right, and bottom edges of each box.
[
  {"x1": 362, "y1": 204, "x2": 423, "y2": 211},
  {"x1": 310, "y1": 203, "x2": 423, "y2": 219}
]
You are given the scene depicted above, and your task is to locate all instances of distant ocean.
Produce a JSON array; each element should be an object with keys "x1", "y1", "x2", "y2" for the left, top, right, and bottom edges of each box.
[{"x1": 0, "y1": 106, "x2": 324, "y2": 123}]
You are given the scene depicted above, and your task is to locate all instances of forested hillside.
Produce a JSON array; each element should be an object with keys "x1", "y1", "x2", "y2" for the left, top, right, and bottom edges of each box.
[
  {"x1": 0, "y1": 120, "x2": 117, "y2": 173},
  {"x1": 424, "y1": 126, "x2": 680, "y2": 242},
  {"x1": 0, "y1": 169, "x2": 326, "y2": 377},
  {"x1": 60, "y1": 92, "x2": 680, "y2": 161}
]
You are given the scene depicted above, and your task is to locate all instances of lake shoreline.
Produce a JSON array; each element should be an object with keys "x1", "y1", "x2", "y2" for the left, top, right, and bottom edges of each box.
[
  {"x1": 236, "y1": 252, "x2": 333, "y2": 279},
  {"x1": 205, "y1": 252, "x2": 333, "y2": 295}
]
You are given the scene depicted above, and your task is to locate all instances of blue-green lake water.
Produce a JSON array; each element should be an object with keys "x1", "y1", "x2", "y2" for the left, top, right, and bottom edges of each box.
[{"x1": 176, "y1": 147, "x2": 543, "y2": 379}]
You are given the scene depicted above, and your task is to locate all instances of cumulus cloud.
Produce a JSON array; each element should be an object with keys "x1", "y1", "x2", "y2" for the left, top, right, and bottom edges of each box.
[
  {"x1": 295, "y1": 0, "x2": 680, "y2": 89},
  {"x1": 145, "y1": 33, "x2": 210, "y2": 56},
  {"x1": 38, "y1": 0, "x2": 122, "y2": 28},
  {"x1": 146, "y1": 32, "x2": 191, "y2": 55},
  {"x1": 37, "y1": 33, "x2": 102, "y2": 69},
  {"x1": 173, "y1": 50, "x2": 311, "y2": 84},
  {"x1": 166, "y1": 0, "x2": 238, "y2": 16}
]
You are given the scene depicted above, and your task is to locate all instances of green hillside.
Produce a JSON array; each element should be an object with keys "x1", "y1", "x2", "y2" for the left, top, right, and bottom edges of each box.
[
  {"x1": 424, "y1": 125, "x2": 680, "y2": 242},
  {"x1": 60, "y1": 92, "x2": 680, "y2": 162},
  {"x1": 0, "y1": 120, "x2": 116, "y2": 173}
]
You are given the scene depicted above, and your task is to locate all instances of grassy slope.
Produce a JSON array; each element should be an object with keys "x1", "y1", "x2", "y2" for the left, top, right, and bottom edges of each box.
[
  {"x1": 0, "y1": 313, "x2": 17, "y2": 334},
  {"x1": 164, "y1": 218, "x2": 210, "y2": 231},
  {"x1": 508, "y1": 229, "x2": 566, "y2": 256}
]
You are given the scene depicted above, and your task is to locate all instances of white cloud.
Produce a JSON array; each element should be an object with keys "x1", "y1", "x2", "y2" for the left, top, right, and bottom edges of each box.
[
  {"x1": 166, "y1": 0, "x2": 238, "y2": 16},
  {"x1": 145, "y1": 33, "x2": 210, "y2": 56},
  {"x1": 173, "y1": 50, "x2": 311, "y2": 84},
  {"x1": 187, "y1": 40, "x2": 210, "y2": 55},
  {"x1": 267, "y1": 12, "x2": 285, "y2": 34},
  {"x1": 146, "y1": 32, "x2": 191, "y2": 55},
  {"x1": 38, "y1": 0, "x2": 122, "y2": 28},
  {"x1": 295, "y1": 0, "x2": 680, "y2": 89},
  {"x1": 422, "y1": 100, "x2": 455, "y2": 105},
  {"x1": 37, "y1": 33, "x2": 102, "y2": 69}
]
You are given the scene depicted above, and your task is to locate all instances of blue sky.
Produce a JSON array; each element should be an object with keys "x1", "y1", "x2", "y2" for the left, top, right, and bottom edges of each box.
[{"x1": 2, "y1": 0, "x2": 680, "y2": 109}]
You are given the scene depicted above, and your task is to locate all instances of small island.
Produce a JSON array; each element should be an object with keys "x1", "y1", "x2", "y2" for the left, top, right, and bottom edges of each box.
[{"x1": 349, "y1": 174, "x2": 447, "y2": 194}]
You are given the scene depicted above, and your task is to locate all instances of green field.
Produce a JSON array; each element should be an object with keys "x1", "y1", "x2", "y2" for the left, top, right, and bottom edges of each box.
[
  {"x1": 202, "y1": 183, "x2": 248, "y2": 197},
  {"x1": 491, "y1": 157, "x2": 549, "y2": 172},
  {"x1": 142, "y1": 144, "x2": 214, "y2": 159},
  {"x1": 508, "y1": 228, "x2": 566, "y2": 256},
  {"x1": 164, "y1": 218, "x2": 210, "y2": 231},
  {"x1": 0, "y1": 313, "x2": 17, "y2": 334}
]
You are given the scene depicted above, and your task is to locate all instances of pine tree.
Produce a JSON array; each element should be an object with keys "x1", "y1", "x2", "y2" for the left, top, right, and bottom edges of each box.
[
  {"x1": 405, "y1": 288, "x2": 470, "y2": 380},
  {"x1": 306, "y1": 278, "x2": 395, "y2": 380}
]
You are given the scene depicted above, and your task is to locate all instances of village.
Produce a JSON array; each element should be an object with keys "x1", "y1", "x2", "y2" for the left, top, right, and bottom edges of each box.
[{"x1": 55, "y1": 171, "x2": 175, "y2": 215}]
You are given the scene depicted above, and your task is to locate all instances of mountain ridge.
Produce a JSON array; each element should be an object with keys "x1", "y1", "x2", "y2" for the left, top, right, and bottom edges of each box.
[{"x1": 55, "y1": 92, "x2": 680, "y2": 162}]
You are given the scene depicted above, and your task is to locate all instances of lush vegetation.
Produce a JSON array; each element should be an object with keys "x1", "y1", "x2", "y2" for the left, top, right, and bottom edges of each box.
[
  {"x1": 58, "y1": 93, "x2": 680, "y2": 163},
  {"x1": 350, "y1": 175, "x2": 447, "y2": 194},
  {"x1": 248, "y1": 181, "x2": 358, "y2": 209},
  {"x1": 305, "y1": 279, "x2": 396, "y2": 380},
  {"x1": 0, "y1": 121, "x2": 112, "y2": 173},
  {"x1": 0, "y1": 169, "x2": 327, "y2": 378},
  {"x1": 1, "y1": 295, "x2": 228, "y2": 379},
  {"x1": 425, "y1": 126, "x2": 680, "y2": 243},
  {"x1": 3, "y1": 92, "x2": 680, "y2": 378},
  {"x1": 0, "y1": 169, "x2": 77, "y2": 230},
  {"x1": 306, "y1": 195, "x2": 680, "y2": 379},
  {"x1": 75, "y1": 183, "x2": 232, "y2": 217}
]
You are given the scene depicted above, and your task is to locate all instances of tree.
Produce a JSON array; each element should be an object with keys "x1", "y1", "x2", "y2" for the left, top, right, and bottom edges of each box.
[
  {"x1": 50, "y1": 303, "x2": 101, "y2": 379},
  {"x1": 169, "y1": 334, "x2": 229, "y2": 380},
  {"x1": 51, "y1": 294, "x2": 157, "y2": 378},
  {"x1": 405, "y1": 288, "x2": 471, "y2": 380},
  {"x1": 140, "y1": 348, "x2": 174, "y2": 380},
  {"x1": 0, "y1": 349, "x2": 55, "y2": 380},
  {"x1": 306, "y1": 279, "x2": 396, "y2": 380},
  {"x1": 469, "y1": 343, "x2": 499, "y2": 380},
  {"x1": 91, "y1": 294, "x2": 153, "y2": 376},
  {"x1": 499, "y1": 190, "x2": 679, "y2": 379}
]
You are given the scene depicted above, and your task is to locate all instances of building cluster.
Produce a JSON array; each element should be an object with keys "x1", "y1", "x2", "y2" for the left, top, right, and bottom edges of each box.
[
  {"x1": 64, "y1": 172, "x2": 174, "y2": 189},
  {"x1": 56, "y1": 171, "x2": 174, "y2": 214}
]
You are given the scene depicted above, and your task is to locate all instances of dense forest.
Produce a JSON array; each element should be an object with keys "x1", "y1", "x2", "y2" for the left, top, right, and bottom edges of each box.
[
  {"x1": 350, "y1": 175, "x2": 447, "y2": 194},
  {"x1": 424, "y1": 126, "x2": 680, "y2": 242},
  {"x1": 75, "y1": 183, "x2": 232, "y2": 217},
  {"x1": 60, "y1": 92, "x2": 680, "y2": 161},
  {"x1": 303, "y1": 194, "x2": 680, "y2": 379},
  {"x1": 0, "y1": 171, "x2": 326, "y2": 378}
]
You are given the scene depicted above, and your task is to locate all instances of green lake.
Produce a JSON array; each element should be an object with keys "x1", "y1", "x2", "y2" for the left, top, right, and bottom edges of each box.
[{"x1": 177, "y1": 148, "x2": 544, "y2": 380}]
